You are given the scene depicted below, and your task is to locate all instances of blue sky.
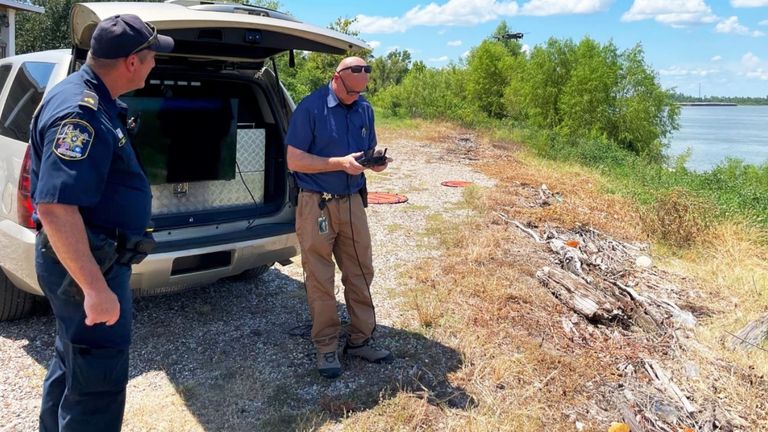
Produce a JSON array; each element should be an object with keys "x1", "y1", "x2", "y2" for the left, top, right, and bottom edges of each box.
[{"x1": 285, "y1": 0, "x2": 768, "y2": 98}]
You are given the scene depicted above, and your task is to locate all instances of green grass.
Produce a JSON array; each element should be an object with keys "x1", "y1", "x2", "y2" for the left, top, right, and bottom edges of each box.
[
  {"x1": 402, "y1": 204, "x2": 430, "y2": 212},
  {"x1": 374, "y1": 113, "x2": 421, "y2": 130}
]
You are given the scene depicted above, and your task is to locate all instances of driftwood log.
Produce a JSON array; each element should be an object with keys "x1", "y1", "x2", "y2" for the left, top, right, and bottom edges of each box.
[
  {"x1": 644, "y1": 360, "x2": 698, "y2": 414},
  {"x1": 729, "y1": 313, "x2": 768, "y2": 351}
]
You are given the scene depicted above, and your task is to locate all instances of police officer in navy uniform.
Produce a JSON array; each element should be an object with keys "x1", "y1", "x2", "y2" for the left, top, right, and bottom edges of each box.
[
  {"x1": 286, "y1": 56, "x2": 394, "y2": 379},
  {"x1": 29, "y1": 14, "x2": 172, "y2": 432}
]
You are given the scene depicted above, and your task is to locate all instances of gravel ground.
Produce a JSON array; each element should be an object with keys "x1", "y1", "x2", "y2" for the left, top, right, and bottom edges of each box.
[{"x1": 0, "y1": 130, "x2": 493, "y2": 432}]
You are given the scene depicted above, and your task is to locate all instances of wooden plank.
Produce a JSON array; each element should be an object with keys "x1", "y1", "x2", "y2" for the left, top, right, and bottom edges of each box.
[{"x1": 643, "y1": 360, "x2": 698, "y2": 414}]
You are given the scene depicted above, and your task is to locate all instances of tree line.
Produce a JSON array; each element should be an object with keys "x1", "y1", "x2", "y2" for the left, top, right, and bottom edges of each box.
[{"x1": 671, "y1": 92, "x2": 768, "y2": 105}]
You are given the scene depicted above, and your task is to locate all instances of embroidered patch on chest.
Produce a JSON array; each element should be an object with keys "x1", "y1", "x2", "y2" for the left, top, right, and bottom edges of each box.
[{"x1": 52, "y1": 119, "x2": 94, "y2": 160}]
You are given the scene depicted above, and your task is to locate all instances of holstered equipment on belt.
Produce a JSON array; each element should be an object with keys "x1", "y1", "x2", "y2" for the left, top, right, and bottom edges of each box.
[
  {"x1": 288, "y1": 172, "x2": 299, "y2": 207},
  {"x1": 116, "y1": 231, "x2": 156, "y2": 266},
  {"x1": 39, "y1": 227, "x2": 156, "y2": 301},
  {"x1": 359, "y1": 174, "x2": 368, "y2": 208}
]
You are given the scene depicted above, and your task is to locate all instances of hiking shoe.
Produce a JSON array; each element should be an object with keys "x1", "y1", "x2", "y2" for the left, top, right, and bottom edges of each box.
[
  {"x1": 345, "y1": 340, "x2": 395, "y2": 364},
  {"x1": 317, "y1": 350, "x2": 342, "y2": 379}
]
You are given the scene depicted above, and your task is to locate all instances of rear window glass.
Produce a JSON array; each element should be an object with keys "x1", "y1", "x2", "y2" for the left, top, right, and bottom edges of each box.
[{"x1": 0, "y1": 62, "x2": 55, "y2": 142}]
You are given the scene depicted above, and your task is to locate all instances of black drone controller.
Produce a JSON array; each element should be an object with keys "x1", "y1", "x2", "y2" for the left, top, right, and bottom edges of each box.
[{"x1": 356, "y1": 148, "x2": 389, "y2": 167}]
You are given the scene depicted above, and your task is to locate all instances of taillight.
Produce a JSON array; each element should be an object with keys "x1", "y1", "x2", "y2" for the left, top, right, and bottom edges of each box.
[{"x1": 17, "y1": 146, "x2": 35, "y2": 229}]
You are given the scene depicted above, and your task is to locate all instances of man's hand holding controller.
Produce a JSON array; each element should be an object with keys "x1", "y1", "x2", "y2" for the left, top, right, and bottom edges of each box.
[{"x1": 356, "y1": 148, "x2": 392, "y2": 169}]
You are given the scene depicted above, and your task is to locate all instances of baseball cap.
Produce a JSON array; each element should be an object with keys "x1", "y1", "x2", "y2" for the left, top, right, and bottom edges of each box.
[{"x1": 90, "y1": 14, "x2": 174, "y2": 59}]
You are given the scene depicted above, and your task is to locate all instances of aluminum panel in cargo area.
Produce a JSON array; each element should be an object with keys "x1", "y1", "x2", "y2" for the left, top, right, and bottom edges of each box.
[{"x1": 151, "y1": 129, "x2": 266, "y2": 214}]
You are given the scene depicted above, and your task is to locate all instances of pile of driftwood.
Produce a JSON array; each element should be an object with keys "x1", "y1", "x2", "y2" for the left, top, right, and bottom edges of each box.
[{"x1": 496, "y1": 209, "x2": 750, "y2": 431}]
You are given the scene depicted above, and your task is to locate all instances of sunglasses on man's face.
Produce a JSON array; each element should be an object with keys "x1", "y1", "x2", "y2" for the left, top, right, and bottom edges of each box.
[
  {"x1": 336, "y1": 65, "x2": 372, "y2": 74},
  {"x1": 130, "y1": 22, "x2": 158, "y2": 56}
]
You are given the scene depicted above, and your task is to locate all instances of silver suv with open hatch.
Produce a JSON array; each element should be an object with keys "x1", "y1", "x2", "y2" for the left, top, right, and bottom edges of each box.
[{"x1": 0, "y1": 1, "x2": 367, "y2": 320}]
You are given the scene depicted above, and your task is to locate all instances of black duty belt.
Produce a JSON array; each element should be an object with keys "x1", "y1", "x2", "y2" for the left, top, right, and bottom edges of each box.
[{"x1": 300, "y1": 189, "x2": 350, "y2": 199}]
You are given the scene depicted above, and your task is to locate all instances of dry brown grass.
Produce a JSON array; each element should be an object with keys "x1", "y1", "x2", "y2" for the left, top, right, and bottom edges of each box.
[
  {"x1": 641, "y1": 188, "x2": 716, "y2": 248},
  {"x1": 660, "y1": 219, "x2": 768, "y2": 368},
  {"x1": 123, "y1": 372, "x2": 203, "y2": 431},
  {"x1": 335, "y1": 393, "x2": 446, "y2": 432},
  {"x1": 479, "y1": 152, "x2": 646, "y2": 241}
]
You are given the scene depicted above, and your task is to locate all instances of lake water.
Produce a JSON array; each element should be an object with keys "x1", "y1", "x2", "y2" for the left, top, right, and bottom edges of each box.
[{"x1": 667, "y1": 105, "x2": 768, "y2": 171}]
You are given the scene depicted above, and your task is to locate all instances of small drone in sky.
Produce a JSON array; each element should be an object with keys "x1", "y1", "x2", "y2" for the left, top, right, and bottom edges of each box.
[{"x1": 493, "y1": 32, "x2": 527, "y2": 41}]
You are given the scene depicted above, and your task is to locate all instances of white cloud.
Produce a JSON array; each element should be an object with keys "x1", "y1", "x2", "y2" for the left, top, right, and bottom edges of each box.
[
  {"x1": 429, "y1": 56, "x2": 450, "y2": 62},
  {"x1": 447, "y1": 40, "x2": 463, "y2": 46},
  {"x1": 438, "y1": 29, "x2": 448, "y2": 35},
  {"x1": 659, "y1": 65, "x2": 719, "y2": 76},
  {"x1": 715, "y1": 16, "x2": 765, "y2": 36},
  {"x1": 621, "y1": 0, "x2": 718, "y2": 27},
  {"x1": 367, "y1": 40, "x2": 382, "y2": 49},
  {"x1": 352, "y1": 0, "x2": 611, "y2": 34},
  {"x1": 742, "y1": 52, "x2": 761, "y2": 68},
  {"x1": 711, "y1": 55, "x2": 722, "y2": 61},
  {"x1": 353, "y1": 15, "x2": 409, "y2": 33},
  {"x1": 462, "y1": 50, "x2": 471, "y2": 58},
  {"x1": 716, "y1": 16, "x2": 747, "y2": 33},
  {"x1": 385, "y1": 45, "x2": 401, "y2": 53},
  {"x1": 745, "y1": 70, "x2": 768, "y2": 79},
  {"x1": 353, "y1": 0, "x2": 518, "y2": 33},
  {"x1": 521, "y1": 44, "x2": 531, "y2": 53},
  {"x1": 731, "y1": 0, "x2": 768, "y2": 6},
  {"x1": 521, "y1": 0, "x2": 612, "y2": 16},
  {"x1": 760, "y1": 19, "x2": 768, "y2": 25},
  {"x1": 739, "y1": 52, "x2": 768, "y2": 80}
]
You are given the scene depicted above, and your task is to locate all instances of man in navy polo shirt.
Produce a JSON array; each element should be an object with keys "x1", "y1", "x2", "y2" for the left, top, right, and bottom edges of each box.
[
  {"x1": 286, "y1": 56, "x2": 394, "y2": 379},
  {"x1": 30, "y1": 14, "x2": 172, "y2": 432}
]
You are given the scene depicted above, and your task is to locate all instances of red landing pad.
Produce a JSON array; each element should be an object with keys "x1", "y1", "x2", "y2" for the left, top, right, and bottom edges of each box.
[
  {"x1": 367, "y1": 192, "x2": 408, "y2": 204},
  {"x1": 441, "y1": 180, "x2": 474, "y2": 187}
]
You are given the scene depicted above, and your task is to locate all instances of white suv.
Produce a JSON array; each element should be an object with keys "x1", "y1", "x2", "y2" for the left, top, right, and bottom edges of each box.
[{"x1": 0, "y1": 1, "x2": 366, "y2": 320}]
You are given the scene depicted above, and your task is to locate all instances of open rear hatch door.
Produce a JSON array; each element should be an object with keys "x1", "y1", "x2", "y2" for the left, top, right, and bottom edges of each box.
[{"x1": 70, "y1": 1, "x2": 368, "y2": 62}]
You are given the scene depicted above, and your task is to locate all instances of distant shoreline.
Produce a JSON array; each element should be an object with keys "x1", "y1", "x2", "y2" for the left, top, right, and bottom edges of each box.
[{"x1": 677, "y1": 102, "x2": 738, "y2": 107}]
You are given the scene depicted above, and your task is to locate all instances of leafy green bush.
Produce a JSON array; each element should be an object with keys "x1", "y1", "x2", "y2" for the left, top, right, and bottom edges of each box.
[
  {"x1": 371, "y1": 63, "x2": 483, "y2": 125},
  {"x1": 465, "y1": 41, "x2": 519, "y2": 119}
]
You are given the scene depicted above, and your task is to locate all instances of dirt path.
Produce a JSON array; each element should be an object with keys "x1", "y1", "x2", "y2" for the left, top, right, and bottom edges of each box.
[{"x1": 0, "y1": 126, "x2": 493, "y2": 432}]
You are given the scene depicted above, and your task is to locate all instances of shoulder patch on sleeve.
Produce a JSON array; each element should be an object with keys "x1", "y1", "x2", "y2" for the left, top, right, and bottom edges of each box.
[
  {"x1": 78, "y1": 90, "x2": 99, "y2": 111},
  {"x1": 52, "y1": 119, "x2": 95, "y2": 160}
]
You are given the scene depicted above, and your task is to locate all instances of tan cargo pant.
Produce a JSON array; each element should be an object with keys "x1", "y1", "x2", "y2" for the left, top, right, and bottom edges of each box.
[{"x1": 295, "y1": 191, "x2": 376, "y2": 352}]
